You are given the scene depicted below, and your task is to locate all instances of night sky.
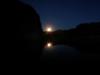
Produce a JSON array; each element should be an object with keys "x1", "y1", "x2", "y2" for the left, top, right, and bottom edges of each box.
[{"x1": 20, "y1": 0, "x2": 100, "y2": 30}]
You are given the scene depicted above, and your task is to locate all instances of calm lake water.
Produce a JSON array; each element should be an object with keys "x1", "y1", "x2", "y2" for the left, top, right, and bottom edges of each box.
[{"x1": 41, "y1": 45, "x2": 80, "y2": 64}]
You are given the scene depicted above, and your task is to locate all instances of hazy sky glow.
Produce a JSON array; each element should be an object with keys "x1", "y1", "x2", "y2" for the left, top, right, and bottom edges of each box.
[{"x1": 20, "y1": 0, "x2": 100, "y2": 30}]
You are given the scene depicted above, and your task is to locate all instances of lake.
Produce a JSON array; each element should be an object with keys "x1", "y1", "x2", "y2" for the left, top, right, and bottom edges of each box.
[{"x1": 40, "y1": 45, "x2": 80, "y2": 64}]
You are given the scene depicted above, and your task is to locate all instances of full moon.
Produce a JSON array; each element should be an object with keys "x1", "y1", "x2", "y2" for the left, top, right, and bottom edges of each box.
[{"x1": 46, "y1": 27, "x2": 52, "y2": 32}]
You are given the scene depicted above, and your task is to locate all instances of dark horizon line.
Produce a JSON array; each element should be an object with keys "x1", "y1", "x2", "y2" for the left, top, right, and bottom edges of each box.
[{"x1": 42, "y1": 21, "x2": 100, "y2": 31}]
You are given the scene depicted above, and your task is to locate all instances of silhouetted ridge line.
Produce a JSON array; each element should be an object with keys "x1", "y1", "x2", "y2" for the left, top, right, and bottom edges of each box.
[
  {"x1": 16, "y1": 0, "x2": 44, "y2": 65},
  {"x1": 44, "y1": 22, "x2": 100, "y2": 53}
]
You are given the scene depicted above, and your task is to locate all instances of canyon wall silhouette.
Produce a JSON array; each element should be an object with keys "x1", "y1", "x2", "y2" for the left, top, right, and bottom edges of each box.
[
  {"x1": 16, "y1": 0, "x2": 44, "y2": 66},
  {"x1": 44, "y1": 22, "x2": 100, "y2": 53}
]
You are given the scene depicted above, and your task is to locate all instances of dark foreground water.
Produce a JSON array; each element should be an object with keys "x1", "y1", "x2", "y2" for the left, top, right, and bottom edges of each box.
[{"x1": 40, "y1": 45, "x2": 80, "y2": 64}]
